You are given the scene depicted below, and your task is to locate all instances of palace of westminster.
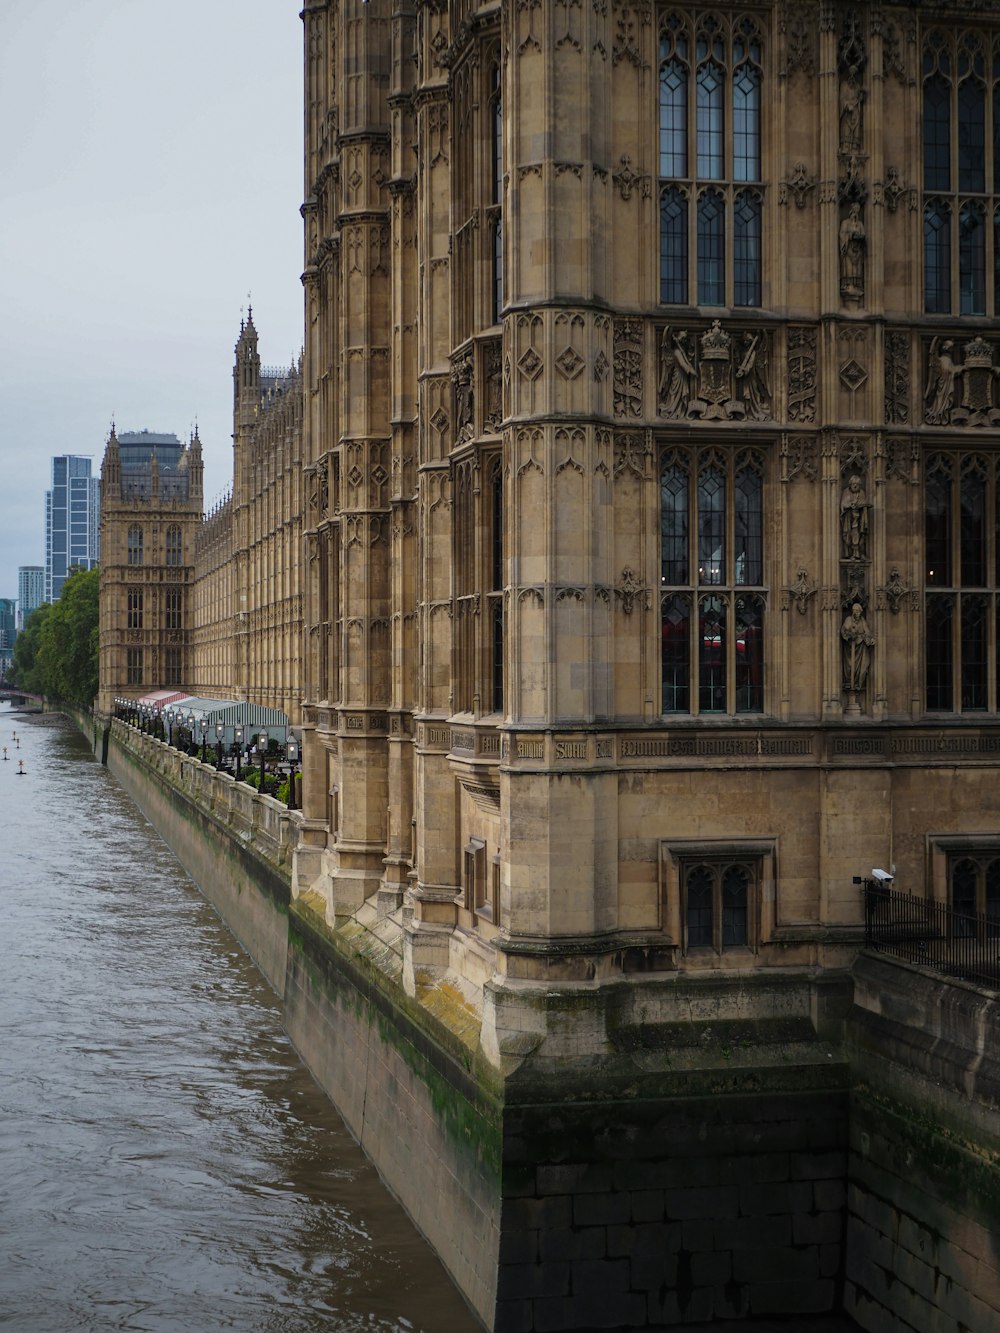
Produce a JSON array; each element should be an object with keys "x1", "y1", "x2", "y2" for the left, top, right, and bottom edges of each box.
[{"x1": 99, "y1": 0, "x2": 1000, "y2": 1015}]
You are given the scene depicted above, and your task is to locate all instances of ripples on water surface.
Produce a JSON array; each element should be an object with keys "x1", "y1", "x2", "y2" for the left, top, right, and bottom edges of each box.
[{"x1": 0, "y1": 707, "x2": 480, "y2": 1332}]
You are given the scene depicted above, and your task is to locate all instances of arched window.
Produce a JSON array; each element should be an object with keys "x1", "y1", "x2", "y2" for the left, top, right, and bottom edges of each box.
[
  {"x1": 658, "y1": 13, "x2": 763, "y2": 309},
  {"x1": 683, "y1": 859, "x2": 754, "y2": 952},
  {"x1": 924, "y1": 450, "x2": 1000, "y2": 712},
  {"x1": 166, "y1": 525, "x2": 182, "y2": 566},
  {"x1": 127, "y1": 525, "x2": 143, "y2": 567},
  {"x1": 126, "y1": 588, "x2": 143, "y2": 630},
  {"x1": 661, "y1": 446, "x2": 766, "y2": 715},
  {"x1": 922, "y1": 30, "x2": 999, "y2": 314}
]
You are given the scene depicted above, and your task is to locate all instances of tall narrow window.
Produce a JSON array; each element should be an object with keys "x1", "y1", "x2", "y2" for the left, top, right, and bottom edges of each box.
[
  {"x1": 489, "y1": 62, "x2": 503, "y2": 325},
  {"x1": 924, "y1": 450, "x2": 1000, "y2": 712},
  {"x1": 127, "y1": 588, "x2": 143, "y2": 630},
  {"x1": 733, "y1": 191, "x2": 761, "y2": 308},
  {"x1": 127, "y1": 525, "x2": 143, "y2": 567},
  {"x1": 488, "y1": 459, "x2": 504, "y2": 714},
  {"x1": 165, "y1": 588, "x2": 183, "y2": 631},
  {"x1": 660, "y1": 188, "x2": 689, "y2": 304},
  {"x1": 659, "y1": 12, "x2": 763, "y2": 309},
  {"x1": 661, "y1": 445, "x2": 767, "y2": 715},
  {"x1": 166, "y1": 525, "x2": 182, "y2": 566},
  {"x1": 696, "y1": 25, "x2": 725, "y2": 179},
  {"x1": 923, "y1": 29, "x2": 999, "y2": 315},
  {"x1": 697, "y1": 189, "x2": 725, "y2": 305},
  {"x1": 126, "y1": 648, "x2": 143, "y2": 685}
]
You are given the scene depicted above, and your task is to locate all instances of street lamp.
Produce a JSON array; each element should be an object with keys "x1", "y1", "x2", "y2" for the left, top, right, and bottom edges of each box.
[
  {"x1": 286, "y1": 739, "x2": 299, "y2": 810},
  {"x1": 258, "y1": 731, "x2": 268, "y2": 792},
  {"x1": 233, "y1": 726, "x2": 244, "y2": 781},
  {"x1": 187, "y1": 712, "x2": 196, "y2": 755},
  {"x1": 165, "y1": 708, "x2": 174, "y2": 746},
  {"x1": 199, "y1": 717, "x2": 209, "y2": 763},
  {"x1": 215, "y1": 722, "x2": 225, "y2": 771}
]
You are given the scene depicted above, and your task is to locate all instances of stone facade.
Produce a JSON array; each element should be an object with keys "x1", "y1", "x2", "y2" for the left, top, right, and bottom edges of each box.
[
  {"x1": 297, "y1": 0, "x2": 1000, "y2": 1044},
  {"x1": 96, "y1": 4, "x2": 1000, "y2": 1325},
  {"x1": 99, "y1": 315, "x2": 304, "y2": 725},
  {"x1": 98, "y1": 429, "x2": 203, "y2": 713}
]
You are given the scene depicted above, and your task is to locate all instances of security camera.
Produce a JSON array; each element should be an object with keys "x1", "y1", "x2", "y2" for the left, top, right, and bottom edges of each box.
[{"x1": 871, "y1": 868, "x2": 894, "y2": 883}]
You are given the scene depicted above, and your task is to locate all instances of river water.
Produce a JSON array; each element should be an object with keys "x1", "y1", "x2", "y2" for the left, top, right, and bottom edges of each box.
[{"x1": 0, "y1": 705, "x2": 480, "y2": 1333}]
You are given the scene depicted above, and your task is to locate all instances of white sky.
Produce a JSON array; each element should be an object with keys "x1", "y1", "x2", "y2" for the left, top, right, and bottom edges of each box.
[{"x1": 0, "y1": 0, "x2": 304, "y2": 599}]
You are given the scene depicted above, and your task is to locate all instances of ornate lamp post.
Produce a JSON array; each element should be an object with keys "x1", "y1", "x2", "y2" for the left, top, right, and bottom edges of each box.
[
  {"x1": 187, "y1": 712, "x2": 196, "y2": 755},
  {"x1": 286, "y1": 739, "x2": 299, "y2": 810},
  {"x1": 233, "y1": 726, "x2": 244, "y2": 782},
  {"x1": 258, "y1": 731, "x2": 268, "y2": 791},
  {"x1": 215, "y1": 722, "x2": 225, "y2": 771},
  {"x1": 199, "y1": 717, "x2": 209, "y2": 763},
  {"x1": 165, "y1": 708, "x2": 174, "y2": 746}
]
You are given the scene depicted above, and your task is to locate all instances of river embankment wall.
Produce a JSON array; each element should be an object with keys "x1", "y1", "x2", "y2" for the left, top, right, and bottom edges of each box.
[
  {"x1": 843, "y1": 954, "x2": 1000, "y2": 1333},
  {"x1": 85, "y1": 714, "x2": 1000, "y2": 1332}
]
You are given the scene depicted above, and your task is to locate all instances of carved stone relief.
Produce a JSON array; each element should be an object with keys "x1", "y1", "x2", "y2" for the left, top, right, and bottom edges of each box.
[
  {"x1": 787, "y1": 566, "x2": 817, "y2": 614},
  {"x1": 924, "y1": 336, "x2": 1000, "y2": 428},
  {"x1": 613, "y1": 320, "x2": 644, "y2": 418},
  {"x1": 884, "y1": 332, "x2": 910, "y2": 425},
  {"x1": 657, "y1": 322, "x2": 771, "y2": 422},
  {"x1": 781, "y1": 434, "x2": 818, "y2": 483},
  {"x1": 779, "y1": 163, "x2": 817, "y2": 208},
  {"x1": 780, "y1": 9, "x2": 817, "y2": 77},
  {"x1": 787, "y1": 328, "x2": 817, "y2": 424}
]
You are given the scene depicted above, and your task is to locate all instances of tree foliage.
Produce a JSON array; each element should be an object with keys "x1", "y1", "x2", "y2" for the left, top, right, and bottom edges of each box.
[{"x1": 9, "y1": 568, "x2": 99, "y2": 707}]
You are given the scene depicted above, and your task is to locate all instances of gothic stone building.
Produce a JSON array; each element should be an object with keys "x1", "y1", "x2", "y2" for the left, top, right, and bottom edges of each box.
[
  {"x1": 99, "y1": 316, "x2": 304, "y2": 724},
  {"x1": 98, "y1": 429, "x2": 203, "y2": 712},
  {"x1": 298, "y1": 0, "x2": 1000, "y2": 1020}
]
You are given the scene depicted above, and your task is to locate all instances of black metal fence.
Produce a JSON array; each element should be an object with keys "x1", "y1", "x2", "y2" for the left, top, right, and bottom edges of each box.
[{"x1": 863, "y1": 881, "x2": 1000, "y2": 991}]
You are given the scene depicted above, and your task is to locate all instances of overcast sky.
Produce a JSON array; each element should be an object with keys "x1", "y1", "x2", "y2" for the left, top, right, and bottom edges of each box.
[{"x1": 0, "y1": 0, "x2": 304, "y2": 599}]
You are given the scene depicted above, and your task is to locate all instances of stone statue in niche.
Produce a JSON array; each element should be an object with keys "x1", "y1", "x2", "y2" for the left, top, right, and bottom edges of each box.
[
  {"x1": 658, "y1": 327, "x2": 695, "y2": 418},
  {"x1": 840, "y1": 473, "x2": 869, "y2": 561},
  {"x1": 839, "y1": 81, "x2": 864, "y2": 153},
  {"x1": 923, "y1": 337, "x2": 962, "y2": 424},
  {"x1": 452, "y1": 353, "x2": 475, "y2": 443},
  {"x1": 841, "y1": 602, "x2": 874, "y2": 711},
  {"x1": 839, "y1": 203, "x2": 866, "y2": 303},
  {"x1": 736, "y1": 331, "x2": 770, "y2": 421},
  {"x1": 483, "y1": 341, "x2": 502, "y2": 432}
]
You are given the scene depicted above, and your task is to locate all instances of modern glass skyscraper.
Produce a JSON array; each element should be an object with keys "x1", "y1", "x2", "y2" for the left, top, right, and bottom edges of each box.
[
  {"x1": 17, "y1": 566, "x2": 44, "y2": 629},
  {"x1": 45, "y1": 456, "x2": 100, "y2": 602}
]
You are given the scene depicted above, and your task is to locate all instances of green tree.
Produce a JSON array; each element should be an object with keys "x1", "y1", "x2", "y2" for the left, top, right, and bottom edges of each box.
[
  {"x1": 8, "y1": 601, "x2": 53, "y2": 694},
  {"x1": 10, "y1": 568, "x2": 99, "y2": 707}
]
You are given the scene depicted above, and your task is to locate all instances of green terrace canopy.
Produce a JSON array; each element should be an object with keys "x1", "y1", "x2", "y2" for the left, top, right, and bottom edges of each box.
[{"x1": 162, "y1": 697, "x2": 290, "y2": 748}]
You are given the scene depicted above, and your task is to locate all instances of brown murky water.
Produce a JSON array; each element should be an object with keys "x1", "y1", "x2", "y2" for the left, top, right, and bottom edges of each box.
[{"x1": 0, "y1": 706, "x2": 480, "y2": 1333}]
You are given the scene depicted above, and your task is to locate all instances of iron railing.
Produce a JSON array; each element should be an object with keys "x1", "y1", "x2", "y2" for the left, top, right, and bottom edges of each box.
[{"x1": 863, "y1": 881, "x2": 1000, "y2": 991}]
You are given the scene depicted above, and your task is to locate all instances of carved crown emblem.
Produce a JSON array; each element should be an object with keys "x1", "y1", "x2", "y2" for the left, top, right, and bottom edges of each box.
[
  {"x1": 964, "y1": 336, "x2": 993, "y2": 370},
  {"x1": 700, "y1": 319, "x2": 731, "y2": 360}
]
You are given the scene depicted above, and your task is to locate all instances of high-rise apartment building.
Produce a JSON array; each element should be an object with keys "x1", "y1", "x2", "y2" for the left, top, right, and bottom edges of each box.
[
  {"x1": 0, "y1": 597, "x2": 15, "y2": 677},
  {"x1": 45, "y1": 455, "x2": 100, "y2": 602},
  {"x1": 17, "y1": 566, "x2": 44, "y2": 630}
]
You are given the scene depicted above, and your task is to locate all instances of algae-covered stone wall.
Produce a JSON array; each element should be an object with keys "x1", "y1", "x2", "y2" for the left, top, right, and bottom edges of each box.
[
  {"x1": 844, "y1": 955, "x2": 1000, "y2": 1333},
  {"x1": 284, "y1": 900, "x2": 504, "y2": 1328},
  {"x1": 495, "y1": 1071, "x2": 849, "y2": 1333}
]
